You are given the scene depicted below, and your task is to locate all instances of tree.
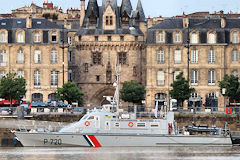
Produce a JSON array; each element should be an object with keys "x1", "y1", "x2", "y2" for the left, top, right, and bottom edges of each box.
[
  {"x1": 120, "y1": 80, "x2": 146, "y2": 104},
  {"x1": 56, "y1": 82, "x2": 84, "y2": 105},
  {"x1": 0, "y1": 72, "x2": 27, "y2": 107},
  {"x1": 219, "y1": 74, "x2": 240, "y2": 101},
  {"x1": 169, "y1": 72, "x2": 195, "y2": 108}
]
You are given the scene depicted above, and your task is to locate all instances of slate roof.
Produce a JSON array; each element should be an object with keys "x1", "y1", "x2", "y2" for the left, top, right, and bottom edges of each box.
[
  {"x1": 0, "y1": 18, "x2": 62, "y2": 30},
  {"x1": 147, "y1": 17, "x2": 240, "y2": 44},
  {"x1": 80, "y1": 0, "x2": 145, "y2": 35}
]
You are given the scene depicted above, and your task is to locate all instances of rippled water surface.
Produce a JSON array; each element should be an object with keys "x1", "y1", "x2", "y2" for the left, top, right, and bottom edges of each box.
[{"x1": 0, "y1": 146, "x2": 240, "y2": 160}]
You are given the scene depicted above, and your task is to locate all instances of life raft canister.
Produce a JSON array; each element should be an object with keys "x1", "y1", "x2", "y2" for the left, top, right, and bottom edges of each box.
[
  {"x1": 85, "y1": 121, "x2": 90, "y2": 126},
  {"x1": 128, "y1": 122, "x2": 134, "y2": 127}
]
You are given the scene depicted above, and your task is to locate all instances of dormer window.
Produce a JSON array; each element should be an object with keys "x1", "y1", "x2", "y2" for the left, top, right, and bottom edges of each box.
[
  {"x1": 0, "y1": 31, "x2": 6, "y2": 43},
  {"x1": 16, "y1": 31, "x2": 24, "y2": 43},
  {"x1": 174, "y1": 31, "x2": 181, "y2": 43},
  {"x1": 51, "y1": 31, "x2": 57, "y2": 42},
  {"x1": 191, "y1": 32, "x2": 198, "y2": 44},
  {"x1": 208, "y1": 32, "x2": 216, "y2": 44},
  {"x1": 89, "y1": 11, "x2": 97, "y2": 24},
  {"x1": 34, "y1": 32, "x2": 41, "y2": 43},
  {"x1": 232, "y1": 31, "x2": 239, "y2": 44},
  {"x1": 157, "y1": 31, "x2": 164, "y2": 43},
  {"x1": 106, "y1": 16, "x2": 113, "y2": 26}
]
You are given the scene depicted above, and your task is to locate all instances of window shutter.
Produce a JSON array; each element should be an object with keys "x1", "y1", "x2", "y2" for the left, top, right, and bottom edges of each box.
[{"x1": 196, "y1": 50, "x2": 198, "y2": 63}]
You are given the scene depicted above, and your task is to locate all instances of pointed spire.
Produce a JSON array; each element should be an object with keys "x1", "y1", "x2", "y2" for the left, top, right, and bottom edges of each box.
[
  {"x1": 136, "y1": 0, "x2": 145, "y2": 21},
  {"x1": 120, "y1": 0, "x2": 133, "y2": 16},
  {"x1": 85, "y1": 0, "x2": 99, "y2": 18},
  {"x1": 102, "y1": 0, "x2": 117, "y2": 11}
]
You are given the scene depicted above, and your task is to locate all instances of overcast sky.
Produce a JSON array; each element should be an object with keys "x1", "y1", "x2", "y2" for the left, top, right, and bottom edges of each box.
[{"x1": 0, "y1": 0, "x2": 240, "y2": 17}]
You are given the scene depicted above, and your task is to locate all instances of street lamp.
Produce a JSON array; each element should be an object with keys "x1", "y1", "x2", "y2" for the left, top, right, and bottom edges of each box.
[{"x1": 59, "y1": 25, "x2": 69, "y2": 86}]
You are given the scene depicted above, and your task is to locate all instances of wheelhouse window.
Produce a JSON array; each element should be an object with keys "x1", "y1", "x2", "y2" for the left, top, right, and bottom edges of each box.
[
  {"x1": 0, "y1": 50, "x2": 6, "y2": 66},
  {"x1": 232, "y1": 50, "x2": 238, "y2": 62},
  {"x1": 34, "y1": 50, "x2": 41, "y2": 64},
  {"x1": 51, "y1": 50, "x2": 58, "y2": 64},
  {"x1": 50, "y1": 71, "x2": 58, "y2": 87},
  {"x1": 208, "y1": 70, "x2": 216, "y2": 85},
  {"x1": 208, "y1": 49, "x2": 215, "y2": 64},
  {"x1": 157, "y1": 50, "x2": 164, "y2": 64},
  {"x1": 34, "y1": 70, "x2": 41, "y2": 87},
  {"x1": 17, "y1": 50, "x2": 24, "y2": 64}
]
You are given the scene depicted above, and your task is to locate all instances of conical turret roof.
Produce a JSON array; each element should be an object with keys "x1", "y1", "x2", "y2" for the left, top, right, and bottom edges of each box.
[
  {"x1": 136, "y1": 0, "x2": 145, "y2": 21},
  {"x1": 120, "y1": 0, "x2": 133, "y2": 16}
]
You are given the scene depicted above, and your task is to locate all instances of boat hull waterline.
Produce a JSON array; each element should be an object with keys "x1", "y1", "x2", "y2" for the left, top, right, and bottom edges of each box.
[{"x1": 15, "y1": 132, "x2": 232, "y2": 147}]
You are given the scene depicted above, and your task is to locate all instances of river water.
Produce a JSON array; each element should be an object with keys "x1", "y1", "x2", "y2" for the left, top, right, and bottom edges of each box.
[{"x1": 0, "y1": 146, "x2": 239, "y2": 160}]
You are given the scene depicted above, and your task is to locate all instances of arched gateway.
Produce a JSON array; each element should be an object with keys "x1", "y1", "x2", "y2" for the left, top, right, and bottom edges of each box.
[{"x1": 90, "y1": 86, "x2": 115, "y2": 106}]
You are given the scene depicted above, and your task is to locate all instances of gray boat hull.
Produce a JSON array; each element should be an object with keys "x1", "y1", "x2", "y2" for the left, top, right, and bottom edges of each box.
[{"x1": 15, "y1": 132, "x2": 232, "y2": 147}]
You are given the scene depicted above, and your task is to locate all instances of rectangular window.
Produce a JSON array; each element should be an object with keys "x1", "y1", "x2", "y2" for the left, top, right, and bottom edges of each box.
[
  {"x1": 136, "y1": 122, "x2": 146, "y2": 127},
  {"x1": 191, "y1": 33, "x2": 198, "y2": 44},
  {"x1": 157, "y1": 71, "x2": 164, "y2": 85},
  {"x1": 106, "y1": 16, "x2": 113, "y2": 26},
  {"x1": 51, "y1": 71, "x2": 58, "y2": 87},
  {"x1": 17, "y1": 32, "x2": 24, "y2": 43},
  {"x1": 191, "y1": 49, "x2": 198, "y2": 64},
  {"x1": 135, "y1": 36, "x2": 138, "y2": 41},
  {"x1": 174, "y1": 71, "x2": 181, "y2": 81},
  {"x1": 208, "y1": 70, "x2": 216, "y2": 85},
  {"x1": 158, "y1": 31, "x2": 164, "y2": 42},
  {"x1": 157, "y1": 50, "x2": 164, "y2": 64},
  {"x1": 51, "y1": 50, "x2": 58, "y2": 64},
  {"x1": 0, "y1": 50, "x2": 6, "y2": 66},
  {"x1": 0, "y1": 70, "x2": 6, "y2": 79},
  {"x1": 175, "y1": 32, "x2": 181, "y2": 42},
  {"x1": 108, "y1": 36, "x2": 112, "y2": 41},
  {"x1": 174, "y1": 50, "x2": 181, "y2": 64},
  {"x1": 92, "y1": 52, "x2": 102, "y2": 65},
  {"x1": 17, "y1": 70, "x2": 24, "y2": 78},
  {"x1": 34, "y1": 32, "x2": 41, "y2": 43},
  {"x1": 95, "y1": 36, "x2": 98, "y2": 41},
  {"x1": 17, "y1": 50, "x2": 24, "y2": 64},
  {"x1": 191, "y1": 70, "x2": 198, "y2": 85},
  {"x1": 96, "y1": 75, "x2": 100, "y2": 82},
  {"x1": 233, "y1": 32, "x2": 238, "y2": 44},
  {"x1": 208, "y1": 49, "x2": 215, "y2": 64},
  {"x1": 118, "y1": 52, "x2": 127, "y2": 65},
  {"x1": 34, "y1": 50, "x2": 41, "y2": 64},
  {"x1": 68, "y1": 51, "x2": 72, "y2": 62},
  {"x1": 68, "y1": 36, "x2": 72, "y2": 45},
  {"x1": 0, "y1": 32, "x2": 6, "y2": 42},
  {"x1": 232, "y1": 50, "x2": 238, "y2": 62},
  {"x1": 208, "y1": 33, "x2": 215, "y2": 44},
  {"x1": 51, "y1": 32, "x2": 57, "y2": 42},
  {"x1": 120, "y1": 36, "x2": 124, "y2": 41},
  {"x1": 84, "y1": 63, "x2": 88, "y2": 72},
  {"x1": 68, "y1": 70, "x2": 72, "y2": 82},
  {"x1": 79, "y1": 36, "x2": 82, "y2": 41},
  {"x1": 34, "y1": 70, "x2": 41, "y2": 87}
]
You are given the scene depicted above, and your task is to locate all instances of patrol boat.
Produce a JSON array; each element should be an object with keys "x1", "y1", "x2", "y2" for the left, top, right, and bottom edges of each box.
[{"x1": 15, "y1": 69, "x2": 232, "y2": 147}]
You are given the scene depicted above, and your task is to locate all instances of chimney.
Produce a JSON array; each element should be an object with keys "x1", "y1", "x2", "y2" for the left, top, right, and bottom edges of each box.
[
  {"x1": 221, "y1": 16, "x2": 226, "y2": 28},
  {"x1": 80, "y1": 0, "x2": 85, "y2": 27},
  {"x1": 26, "y1": 15, "x2": 32, "y2": 29},
  {"x1": 182, "y1": 13, "x2": 189, "y2": 28}
]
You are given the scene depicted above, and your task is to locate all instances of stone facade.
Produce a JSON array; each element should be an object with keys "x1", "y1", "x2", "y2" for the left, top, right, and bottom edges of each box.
[
  {"x1": 146, "y1": 16, "x2": 240, "y2": 112},
  {"x1": 0, "y1": 17, "x2": 68, "y2": 103}
]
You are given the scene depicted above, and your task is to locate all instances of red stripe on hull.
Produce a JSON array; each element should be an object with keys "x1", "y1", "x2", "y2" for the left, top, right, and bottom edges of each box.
[{"x1": 88, "y1": 135, "x2": 102, "y2": 147}]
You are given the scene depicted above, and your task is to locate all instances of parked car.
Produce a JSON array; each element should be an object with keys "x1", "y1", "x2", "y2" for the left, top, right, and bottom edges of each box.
[
  {"x1": 72, "y1": 107, "x2": 84, "y2": 113},
  {"x1": 31, "y1": 101, "x2": 48, "y2": 107},
  {"x1": 0, "y1": 108, "x2": 10, "y2": 114}
]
